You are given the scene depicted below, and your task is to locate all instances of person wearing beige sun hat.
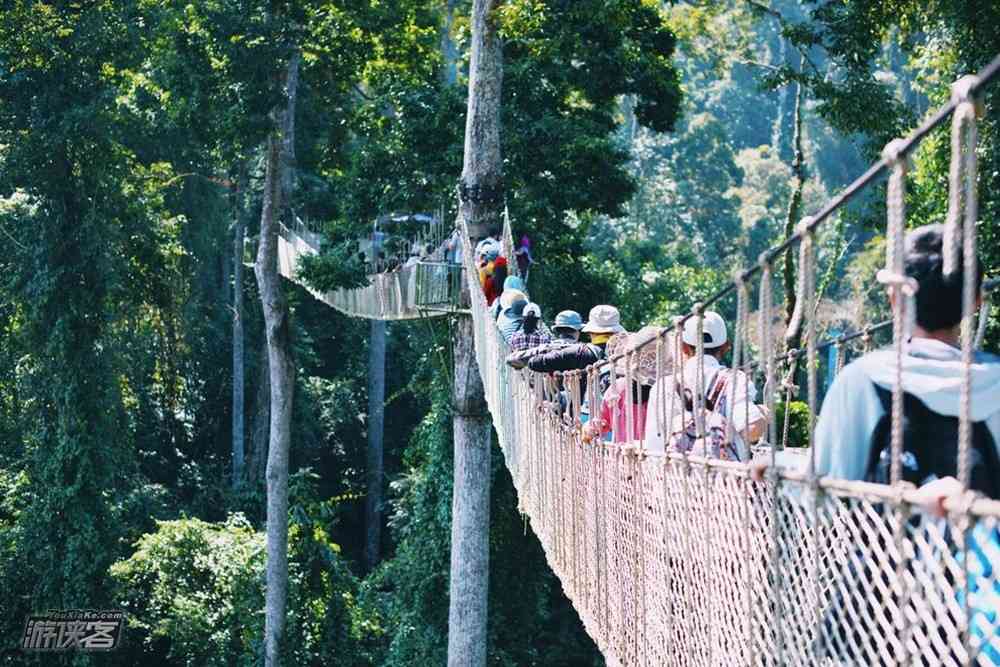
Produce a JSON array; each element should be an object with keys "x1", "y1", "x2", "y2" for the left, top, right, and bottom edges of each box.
[
  {"x1": 528, "y1": 305, "x2": 624, "y2": 375},
  {"x1": 580, "y1": 304, "x2": 626, "y2": 336},
  {"x1": 527, "y1": 304, "x2": 625, "y2": 422},
  {"x1": 583, "y1": 326, "x2": 676, "y2": 444}
]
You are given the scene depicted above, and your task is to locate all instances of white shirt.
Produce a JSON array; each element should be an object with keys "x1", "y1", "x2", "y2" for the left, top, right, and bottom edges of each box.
[{"x1": 644, "y1": 355, "x2": 763, "y2": 459}]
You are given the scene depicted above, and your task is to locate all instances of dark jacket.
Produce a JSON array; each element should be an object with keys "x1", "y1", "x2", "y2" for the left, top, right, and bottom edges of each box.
[
  {"x1": 528, "y1": 342, "x2": 605, "y2": 373},
  {"x1": 506, "y1": 338, "x2": 574, "y2": 369}
]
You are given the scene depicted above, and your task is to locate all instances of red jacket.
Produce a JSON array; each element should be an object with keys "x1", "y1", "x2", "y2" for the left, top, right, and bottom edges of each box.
[{"x1": 484, "y1": 257, "x2": 508, "y2": 305}]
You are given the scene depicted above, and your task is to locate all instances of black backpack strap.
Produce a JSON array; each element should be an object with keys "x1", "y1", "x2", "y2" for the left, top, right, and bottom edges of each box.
[{"x1": 865, "y1": 385, "x2": 894, "y2": 484}]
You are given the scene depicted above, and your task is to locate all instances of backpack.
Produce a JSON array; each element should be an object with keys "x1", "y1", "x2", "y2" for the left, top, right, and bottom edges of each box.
[
  {"x1": 865, "y1": 385, "x2": 1000, "y2": 498},
  {"x1": 667, "y1": 371, "x2": 741, "y2": 461}
]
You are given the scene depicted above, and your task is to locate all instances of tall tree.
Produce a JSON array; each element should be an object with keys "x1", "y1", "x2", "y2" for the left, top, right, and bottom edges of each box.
[
  {"x1": 0, "y1": 3, "x2": 151, "y2": 650},
  {"x1": 233, "y1": 170, "x2": 249, "y2": 488},
  {"x1": 449, "y1": 1, "x2": 504, "y2": 665},
  {"x1": 256, "y1": 50, "x2": 300, "y2": 667}
]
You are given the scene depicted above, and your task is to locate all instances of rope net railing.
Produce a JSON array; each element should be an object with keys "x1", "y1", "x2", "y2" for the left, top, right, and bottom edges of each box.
[
  {"x1": 273, "y1": 56, "x2": 1000, "y2": 665},
  {"x1": 453, "y1": 57, "x2": 1000, "y2": 667}
]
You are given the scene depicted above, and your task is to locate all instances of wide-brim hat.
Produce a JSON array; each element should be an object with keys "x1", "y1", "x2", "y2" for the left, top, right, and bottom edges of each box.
[
  {"x1": 581, "y1": 304, "x2": 625, "y2": 334},
  {"x1": 608, "y1": 326, "x2": 673, "y2": 386},
  {"x1": 499, "y1": 288, "x2": 529, "y2": 310},
  {"x1": 553, "y1": 310, "x2": 584, "y2": 331}
]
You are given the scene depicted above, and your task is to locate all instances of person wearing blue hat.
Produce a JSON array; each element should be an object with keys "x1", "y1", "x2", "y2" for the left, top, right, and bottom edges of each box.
[
  {"x1": 490, "y1": 274, "x2": 529, "y2": 319},
  {"x1": 552, "y1": 310, "x2": 583, "y2": 340},
  {"x1": 506, "y1": 309, "x2": 582, "y2": 369}
]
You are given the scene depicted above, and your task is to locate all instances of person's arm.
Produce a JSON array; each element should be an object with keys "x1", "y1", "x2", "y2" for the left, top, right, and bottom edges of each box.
[
  {"x1": 726, "y1": 370, "x2": 766, "y2": 443},
  {"x1": 643, "y1": 380, "x2": 672, "y2": 454},
  {"x1": 528, "y1": 344, "x2": 598, "y2": 373},
  {"x1": 811, "y1": 363, "x2": 883, "y2": 480},
  {"x1": 507, "y1": 345, "x2": 547, "y2": 369}
]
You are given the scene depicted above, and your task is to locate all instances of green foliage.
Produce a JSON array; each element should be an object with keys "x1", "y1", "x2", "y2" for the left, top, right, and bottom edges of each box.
[
  {"x1": 112, "y1": 473, "x2": 380, "y2": 666},
  {"x1": 372, "y1": 379, "x2": 602, "y2": 666},
  {"x1": 6, "y1": 0, "x2": 998, "y2": 665},
  {"x1": 372, "y1": 385, "x2": 454, "y2": 666},
  {"x1": 340, "y1": 0, "x2": 683, "y2": 253},
  {"x1": 112, "y1": 515, "x2": 266, "y2": 665},
  {"x1": 774, "y1": 400, "x2": 812, "y2": 449}
]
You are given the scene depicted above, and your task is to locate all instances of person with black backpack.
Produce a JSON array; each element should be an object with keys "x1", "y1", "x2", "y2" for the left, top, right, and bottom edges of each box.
[
  {"x1": 753, "y1": 224, "x2": 1000, "y2": 664},
  {"x1": 790, "y1": 224, "x2": 1000, "y2": 498}
]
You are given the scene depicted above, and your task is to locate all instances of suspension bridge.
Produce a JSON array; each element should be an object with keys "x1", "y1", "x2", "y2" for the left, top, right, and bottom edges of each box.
[{"x1": 269, "y1": 57, "x2": 1000, "y2": 666}]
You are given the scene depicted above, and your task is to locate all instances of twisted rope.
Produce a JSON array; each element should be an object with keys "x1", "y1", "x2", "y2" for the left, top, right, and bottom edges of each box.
[
  {"x1": 878, "y1": 137, "x2": 913, "y2": 486},
  {"x1": 948, "y1": 77, "x2": 980, "y2": 489}
]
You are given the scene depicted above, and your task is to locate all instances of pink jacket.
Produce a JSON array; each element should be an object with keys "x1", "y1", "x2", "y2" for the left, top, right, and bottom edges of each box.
[{"x1": 598, "y1": 378, "x2": 648, "y2": 443}]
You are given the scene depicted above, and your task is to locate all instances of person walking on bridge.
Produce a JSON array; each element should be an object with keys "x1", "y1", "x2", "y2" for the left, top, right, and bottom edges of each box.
[
  {"x1": 528, "y1": 305, "x2": 625, "y2": 422},
  {"x1": 752, "y1": 224, "x2": 1000, "y2": 665},
  {"x1": 509, "y1": 303, "x2": 551, "y2": 352},
  {"x1": 645, "y1": 311, "x2": 765, "y2": 461},
  {"x1": 754, "y1": 225, "x2": 1000, "y2": 499},
  {"x1": 506, "y1": 309, "x2": 582, "y2": 369},
  {"x1": 527, "y1": 305, "x2": 624, "y2": 375}
]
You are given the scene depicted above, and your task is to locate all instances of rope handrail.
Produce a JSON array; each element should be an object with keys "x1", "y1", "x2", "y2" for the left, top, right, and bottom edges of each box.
[{"x1": 273, "y1": 55, "x2": 1000, "y2": 666}]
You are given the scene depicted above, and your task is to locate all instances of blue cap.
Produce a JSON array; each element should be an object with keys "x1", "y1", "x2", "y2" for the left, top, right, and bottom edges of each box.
[
  {"x1": 507, "y1": 300, "x2": 527, "y2": 317},
  {"x1": 553, "y1": 310, "x2": 583, "y2": 331},
  {"x1": 502, "y1": 275, "x2": 526, "y2": 293},
  {"x1": 475, "y1": 238, "x2": 501, "y2": 261}
]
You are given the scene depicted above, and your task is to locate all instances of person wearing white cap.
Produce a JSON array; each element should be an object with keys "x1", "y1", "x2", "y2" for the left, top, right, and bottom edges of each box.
[
  {"x1": 644, "y1": 310, "x2": 765, "y2": 460},
  {"x1": 509, "y1": 303, "x2": 552, "y2": 352}
]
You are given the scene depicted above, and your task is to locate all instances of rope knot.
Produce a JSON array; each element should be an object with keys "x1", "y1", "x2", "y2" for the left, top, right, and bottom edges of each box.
[
  {"x1": 795, "y1": 216, "x2": 815, "y2": 238},
  {"x1": 757, "y1": 251, "x2": 772, "y2": 270},
  {"x1": 951, "y1": 74, "x2": 980, "y2": 104},
  {"x1": 881, "y1": 138, "x2": 909, "y2": 165},
  {"x1": 875, "y1": 269, "x2": 920, "y2": 296}
]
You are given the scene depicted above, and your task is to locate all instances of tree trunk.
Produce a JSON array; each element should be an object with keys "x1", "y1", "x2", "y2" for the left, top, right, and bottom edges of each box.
[
  {"x1": 783, "y1": 81, "x2": 805, "y2": 352},
  {"x1": 250, "y1": 342, "x2": 270, "y2": 484},
  {"x1": 257, "y1": 52, "x2": 299, "y2": 667},
  {"x1": 232, "y1": 178, "x2": 247, "y2": 488},
  {"x1": 448, "y1": 1, "x2": 503, "y2": 665},
  {"x1": 364, "y1": 318, "x2": 386, "y2": 571}
]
